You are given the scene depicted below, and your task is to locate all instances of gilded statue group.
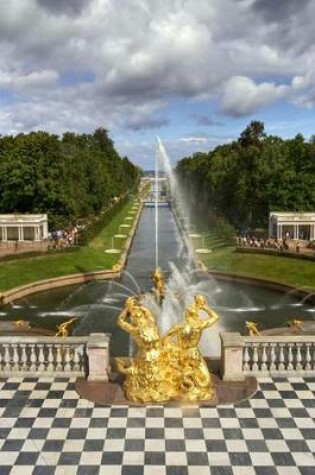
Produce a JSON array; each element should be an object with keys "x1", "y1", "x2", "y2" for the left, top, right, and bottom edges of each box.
[{"x1": 116, "y1": 268, "x2": 219, "y2": 403}]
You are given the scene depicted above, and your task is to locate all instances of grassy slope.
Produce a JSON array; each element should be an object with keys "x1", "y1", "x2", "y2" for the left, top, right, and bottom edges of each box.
[
  {"x1": 194, "y1": 233, "x2": 315, "y2": 291},
  {"x1": 0, "y1": 200, "x2": 138, "y2": 291}
]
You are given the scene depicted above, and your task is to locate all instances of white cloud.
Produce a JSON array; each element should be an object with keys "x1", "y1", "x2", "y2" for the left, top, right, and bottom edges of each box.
[{"x1": 220, "y1": 76, "x2": 289, "y2": 116}]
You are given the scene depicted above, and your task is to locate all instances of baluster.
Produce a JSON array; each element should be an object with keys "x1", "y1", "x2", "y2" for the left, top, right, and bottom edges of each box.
[
  {"x1": 305, "y1": 343, "x2": 311, "y2": 370},
  {"x1": 0, "y1": 346, "x2": 4, "y2": 371},
  {"x1": 311, "y1": 343, "x2": 315, "y2": 370},
  {"x1": 47, "y1": 344, "x2": 55, "y2": 372},
  {"x1": 252, "y1": 344, "x2": 259, "y2": 372},
  {"x1": 295, "y1": 343, "x2": 303, "y2": 371},
  {"x1": 3, "y1": 344, "x2": 11, "y2": 372},
  {"x1": 64, "y1": 345, "x2": 71, "y2": 372},
  {"x1": 278, "y1": 343, "x2": 285, "y2": 371},
  {"x1": 287, "y1": 344, "x2": 293, "y2": 370},
  {"x1": 12, "y1": 343, "x2": 20, "y2": 372},
  {"x1": 38, "y1": 344, "x2": 45, "y2": 372},
  {"x1": 261, "y1": 344, "x2": 267, "y2": 371},
  {"x1": 20, "y1": 344, "x2": 28, "y2": 371},
  {"x1": 29, "y1": 344, "x2": 37, "y2": 372},
  {"x1": 72, "y1": 346, "x2": 81, "y2": 372},
  {"x1": 55, "y1": 344, "x2": 63, "y2": 372},
  {"x1": 269, "y1": 343, "x2": 277, "y2": 371},
  {"x1": 243, "y1": 346, "x2": 250, "y2": 371}
]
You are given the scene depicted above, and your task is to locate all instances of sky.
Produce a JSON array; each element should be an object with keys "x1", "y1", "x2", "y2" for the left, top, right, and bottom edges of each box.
[{"x1": 1, "y1": 0, "x2": 315, "y2": 169}]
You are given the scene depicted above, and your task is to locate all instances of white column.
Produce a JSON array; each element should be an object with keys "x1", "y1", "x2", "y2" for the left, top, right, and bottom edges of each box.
[
  {"x1": 2, "y1": 226, "x2": 7, "y2": 241},
  {"x1": 277, "y1": 223, "x2": 280, "y2": 239},
  {"x1": 43, "y1": 220, "x2": 49, "y2": 239},
  {"x1": 294, "y1": 224, "x2": 297, "y2": 240},
  {"x1": 312, "y1": 225, "x2": 315, "y2": 241},
  {"x1": 18, "y1": 226, "x2": 24, "y2": 241}
]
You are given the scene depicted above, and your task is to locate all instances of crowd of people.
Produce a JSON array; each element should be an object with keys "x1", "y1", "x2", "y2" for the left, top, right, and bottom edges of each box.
[
  {"x1": 48, "y1": 227, "x2": 79, "y2": 249},
  {"x1": 238, "y1": 235, "x2": 293, "y2": 252}
]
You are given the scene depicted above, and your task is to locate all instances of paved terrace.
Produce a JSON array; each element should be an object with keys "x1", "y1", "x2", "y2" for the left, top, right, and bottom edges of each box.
[{"x1": 0, "y1": 375, "x2": 314, "y2": 475}]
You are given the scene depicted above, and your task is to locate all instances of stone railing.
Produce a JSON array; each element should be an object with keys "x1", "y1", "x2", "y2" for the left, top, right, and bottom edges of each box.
[
  {"x1": 0, "y1": 332, "x2": 110, "y2": 380},
  {"x1": 220, "y1": 332, "x2": 315, "y2": 380}
]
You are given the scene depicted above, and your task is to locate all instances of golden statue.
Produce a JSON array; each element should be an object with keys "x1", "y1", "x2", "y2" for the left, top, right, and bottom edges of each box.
[
  {"x1": 116, "y1": 297, "x2": 175, "y2": 402},
  {"x1": 287, "y1": 319, "x2": 303, "y2": 331},
  {"x1": 116, "y1": 293, "x2": 218, "y2": 403},
  {"x1": 55, "y1": 317, "x2": 77, "y2": 337},
  {"x1": 246, "y1": 321, "x2": 260, "y2": 336},
  {"x1": 151, "y1": 267, "x2": 165, "y2": 303},
  {"x1": 164, "y1": 294, "x2": 219, "y2": 401}
]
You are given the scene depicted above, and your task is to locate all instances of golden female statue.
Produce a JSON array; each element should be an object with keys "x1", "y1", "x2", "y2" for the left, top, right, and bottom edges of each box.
[
  {"x1": 164, "y1": 294, "x2": 219, "y2": 401},
  {"x1": 116, "y1": 297, "x2": 174, "y2": 402},
  {"x1": 151, "y1": 267, "x2": 165, "y2": 303},
  {"x1": 55, "y1": 317, "x2": 77, "y2": 337}
]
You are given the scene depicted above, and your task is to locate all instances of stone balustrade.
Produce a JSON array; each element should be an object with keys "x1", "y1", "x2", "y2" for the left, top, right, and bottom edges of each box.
[
  {"x1": 221, "y1": 332, "x2": 315, "y2": 380},
  {"x1": 0, "y1": 333, "x2": 110, "y2": 380}
]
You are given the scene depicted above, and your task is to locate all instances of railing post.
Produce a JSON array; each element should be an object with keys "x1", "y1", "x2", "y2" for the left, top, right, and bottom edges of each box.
[
  {"x1": 220, "y1": 332, "x2": 245, "y2": 381},
  {"x1": 86, "y1": 333, "x2": 111, "y2": 381}
]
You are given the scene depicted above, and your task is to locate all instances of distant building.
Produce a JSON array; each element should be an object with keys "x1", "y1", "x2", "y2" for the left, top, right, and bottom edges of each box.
[
  {"x1": 269, "y1": 212, "x2": 315, "y2": 241},
  {"x1": 0, "y1": 214, "x2": 49, "y2": 242}
]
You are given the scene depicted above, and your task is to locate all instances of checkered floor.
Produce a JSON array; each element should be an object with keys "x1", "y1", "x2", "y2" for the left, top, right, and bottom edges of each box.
[{"x1": 0, "y1": 376, "x2": 314, "y2": 475}]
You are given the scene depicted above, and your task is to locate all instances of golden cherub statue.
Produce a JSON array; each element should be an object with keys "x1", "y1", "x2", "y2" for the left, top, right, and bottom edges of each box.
[
  {"x1": 116, "y1": 293, "x2": 218, "y2": 403},
  {"x1": 151, "y1": 267, "x2": 165, "y2": 303},
  {"x1": 55, "y1": 317, "x2": 77, "y2": 337},
  {"x1": 287, "y1": 319, "x2": 303, "y2": 331},
  {"x1": 246, "y1": 321, "x2": 260, "y2": 336}
]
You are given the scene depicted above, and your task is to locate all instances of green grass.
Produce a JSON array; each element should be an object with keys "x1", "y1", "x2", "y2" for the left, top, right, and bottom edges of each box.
[
  {"x1": 0, "y1": 200, "x2": 139, "y2": 291},
  {"x1": 200, "y1": 246, "x2": 315, "y2": 291},
  {"x1": 191, "y1": 228, "x2": 315, "y2": 291}
]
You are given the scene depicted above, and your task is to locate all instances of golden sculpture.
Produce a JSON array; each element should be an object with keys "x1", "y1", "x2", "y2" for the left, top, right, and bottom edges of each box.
[
  {"x1": 151, "y1": 267, "x2": 165, "y2": 303},
  {"x1": 246, "y1": 321, "x2": 260, "y2": 336},
  {"x1": 116, "y1": 293, "x2": 218, "y2": 403},
  {"x1": 55, "y1": 317, "x2": 77, "y2": 337},
  {"x1": 287, "y1": 319, "x2": 303, "y2": 331}
]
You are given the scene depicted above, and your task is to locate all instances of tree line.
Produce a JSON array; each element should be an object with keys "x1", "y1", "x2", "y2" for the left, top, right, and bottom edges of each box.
[
  {"x1": 176, "y1": 121, "x2": 315, "y2": 231},
  {"x1": 0, "y1": 128, "x2": 140, "y2": 229}
]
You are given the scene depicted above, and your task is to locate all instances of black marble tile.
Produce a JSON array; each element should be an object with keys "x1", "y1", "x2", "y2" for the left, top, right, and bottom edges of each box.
[
  {"x1": 246, "y1": 440, "x2": 268, "y2": 452},
  {"x1": 223, "y1": 429, "x2": 243, "y2": 439},
  {"x1": 83, "y1": 439, "x2": 104, "y2": 451},
  {"x1": 146, "y1": 407, "x2": 164, "y2": 417},
  {"x1": 2, "y1": 439, "x2": 24, "y2": 451},
  {"x1": 202, "y1": 418, "x2": 221, "y2": 428},
  {"x1": 101, "y1": 451, "x2": 123, "y2": 465},
  {"x1": 52, "y1": 418, "x2": 72, "y2": 428},
  {"x1": 145, "y1": 428, "x2": 165, "y2": 439},
  {"x1": 165, "y1": 439, "x2": 186, "y2": 451},
  {"x1": 261, "y1": 428, "x2": 283, "y2": 440},
  {"x1": 166, "y1": 468, "x2": 189, "y2": 475},
  {"x1": 229, "y1": 452, "x2": 252, "y2": 465},
  {"x1": 239, "y1": 418, "x2": 259, "y2": 428},
  {"x1": 184, "y1": 428, "x2": 204, "y2": 439},
  {"x1": 89, "y1": 418, "x2": 108, "y2": 428},
  {"x1": 67, "y1": 428, "x2": 87, "y2": 439},
  {"x1": 165, "y1": 418, "x2": 183, "y2": 428},
  {"x1": 15, "y1": 451, "x2": 40, "y2": 465},
  {"x1": 144, "y1": 451, "x2": 165, "y2": 465},
  {"x1": 210, "y1": 468, "x2": 233, "y2": 475},
  {"x1": 58, "y1": 452, "x2": 81, "y2": 465},
  {"x1": 121, "y1": 466, "x2": 144, "y2": 475},
  {"x1": 110, "y1": 408, "x2": 128, "y2": 417},
  {"x1": 206, "y1": 440, "x2": 227, "y2": 452},
  {"x1": 77, "y1": 468, "x2": 100, "y2": 475},
  {"x1": 186, "y1": 452, "x2": 209, "y2": 465},
  {"x1": 106, "y1": 428, "x2": 126, "y2": 439},
  {"x1": 28, "y1": 428, "x2": 49, "y2": 439},
  {"x1": 127, "y1": 417, "x2": 146, "y2": 428},
  {"x1": 271, "y1": 452, "x2": 296, "y2": 466},
  {"x1": 42, "y1": 440, "x2": 64, "y2": 452},
  {"x1": 14, "y1": 417, "x2": 35, "y2": 428},
  {"x1": 125, "y1": 439, "x2": 145, "y2": 451}
]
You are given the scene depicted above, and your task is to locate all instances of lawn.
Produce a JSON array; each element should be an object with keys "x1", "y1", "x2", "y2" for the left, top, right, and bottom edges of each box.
[
  {"x1": 0, "y1": 199, "x2": 139, "y2": 291},
  {"x1": 200, "y1": 246, "x2": 315, "y2": 291}
]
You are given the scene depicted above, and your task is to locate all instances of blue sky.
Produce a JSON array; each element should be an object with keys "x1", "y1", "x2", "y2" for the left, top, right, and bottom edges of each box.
[{"x1": 0, "y1": 0, "x2": 315, "y2": 169}]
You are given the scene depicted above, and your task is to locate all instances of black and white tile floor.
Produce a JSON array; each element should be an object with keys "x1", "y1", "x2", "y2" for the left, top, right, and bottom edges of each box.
[{"x1": 0, "y1": 376, "x2": 314, "y2": 474}]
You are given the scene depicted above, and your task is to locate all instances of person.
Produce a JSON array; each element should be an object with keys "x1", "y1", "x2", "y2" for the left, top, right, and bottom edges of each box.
[{"x1": 164, "y1": 294, "x2": 219, "y2": 401}]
